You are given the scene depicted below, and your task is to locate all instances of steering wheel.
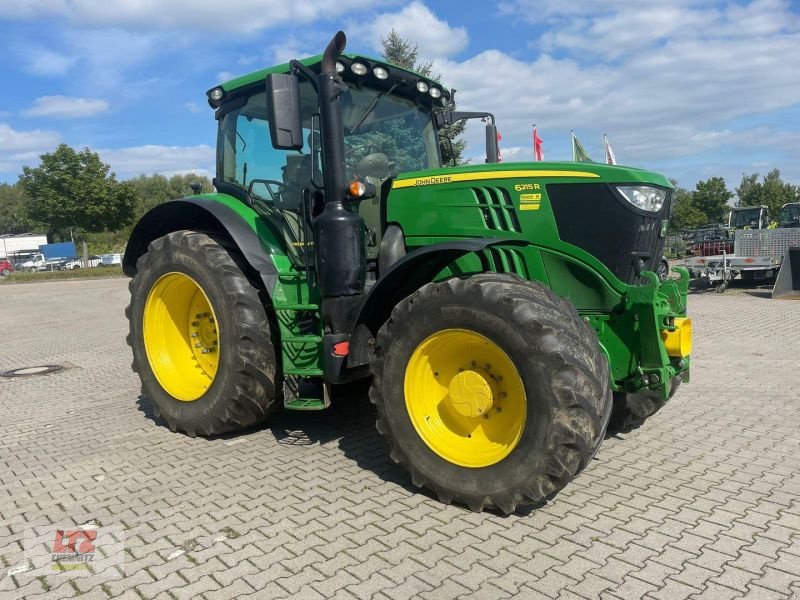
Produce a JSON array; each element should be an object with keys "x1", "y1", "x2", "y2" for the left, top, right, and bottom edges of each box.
[{"x1": 248, "y1": 179, "x2": 285, "y2": 203}]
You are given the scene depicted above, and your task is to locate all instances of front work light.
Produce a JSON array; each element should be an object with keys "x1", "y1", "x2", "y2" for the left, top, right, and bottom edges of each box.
[
  {"x1": 416, "y1": 80, "x2": 429, "y2": 93},
  {"x1": 429, "y1": 87, "x2": 442, "y2": 98},
  {"x1": 615, "y1": 185, "x2": 666, "y2": 212},
  {"x1": 373, "y1": 66, "x2": 389, "y2": 80},
  {"x1": 351, "y1": 62, "x2": 368, "y2": 75},
  {"x1": 209, "y1": 87, "x2": 224, "y2": 101}
]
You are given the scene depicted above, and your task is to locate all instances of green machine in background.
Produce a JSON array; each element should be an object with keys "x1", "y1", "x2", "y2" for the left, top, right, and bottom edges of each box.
[{"x1": 124, "y1": 32, "x2": 691, "y2": 513}]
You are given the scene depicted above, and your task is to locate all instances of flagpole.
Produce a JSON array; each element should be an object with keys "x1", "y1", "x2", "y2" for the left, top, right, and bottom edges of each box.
[
  {"x1": 604, "y1": 133, "x2": 607, "y2": 164},
  {"x1": 571, "y1": 130, "x2": 575, "y2": 161}
]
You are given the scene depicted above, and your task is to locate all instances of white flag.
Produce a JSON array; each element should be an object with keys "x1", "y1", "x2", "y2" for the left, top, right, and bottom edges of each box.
[{"x1": 604, "y1": 134, "x2": 617, "y2": 165}]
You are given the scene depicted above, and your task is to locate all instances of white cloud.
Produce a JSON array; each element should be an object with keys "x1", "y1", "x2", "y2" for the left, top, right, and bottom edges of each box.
[
  {"x1": 96, "y1": 144, "x2": 215, "y2": 178},
  {"x1": 0, "y1": 0, "x2": 380, "y2": 33},
  {"x1": 0, "y1": 122, "x2": 61, "y2": 152},
  {"x1": 22, "y1": 47, "x2": 77, "y2": 76},
  {"x1": 23, "y1": 96, "x2": 110, "y2": 118},
  {"x1": 0, "y1": 123, "x2": 61, "y2": 177},
  {"x1": 434, "y1": 0, "x2": 800, "y2": 186},
  {"x1": 217, "y1": 71, "x2": 237, "y2": 83},
  {"x1": 366, "y1": 1, "x2": 469, "y2": 59}
]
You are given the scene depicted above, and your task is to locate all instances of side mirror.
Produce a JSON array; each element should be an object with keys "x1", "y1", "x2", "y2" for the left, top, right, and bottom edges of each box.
[
  {"x1": 485, "y1": 122, "x2": 499, "y2": 163},
  {"x1": 266, "y1": 73, "x2": 303, "y2": 150}
]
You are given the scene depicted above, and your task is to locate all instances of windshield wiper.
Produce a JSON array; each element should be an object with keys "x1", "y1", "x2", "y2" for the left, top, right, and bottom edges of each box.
[{"x1": 350, "y1": 83, "x2": 399, "y2": 134}]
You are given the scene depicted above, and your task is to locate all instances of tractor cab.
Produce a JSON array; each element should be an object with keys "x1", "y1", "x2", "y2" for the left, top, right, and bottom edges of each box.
[
  {"x1": 727, "y1": 205, "x2": 769, "y2": 230},
  {"x1": 778, "y1": 202, "x2": 800, "y2": 228}
]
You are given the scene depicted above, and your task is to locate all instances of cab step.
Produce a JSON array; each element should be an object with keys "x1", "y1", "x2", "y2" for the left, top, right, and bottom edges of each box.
[{"x1": 283, "y1": 375, "x2": 329, "y2": 410}]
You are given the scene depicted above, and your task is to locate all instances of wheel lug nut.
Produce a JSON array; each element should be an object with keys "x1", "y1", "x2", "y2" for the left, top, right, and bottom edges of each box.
[
  {"x1": 191, "y1": 333, "x2": 198, "y2": 337},
  {"x1": 495, "y1": 407, "x2": 502, "y2": 413},
  {"x1": 195, "y1": 343, "x2": 203, "y2": 348},
  {"x1": 191, "y1": 321, "x2": 199, "y2": 326}
]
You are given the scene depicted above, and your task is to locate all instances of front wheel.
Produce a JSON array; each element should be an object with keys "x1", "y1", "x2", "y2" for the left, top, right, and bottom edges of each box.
[
  {"x1": 127, "y1": 230, "x2": 280, "y2": 436},
  {"x1": 370, "y1": 274, "x2": 612, "y2": 513}
]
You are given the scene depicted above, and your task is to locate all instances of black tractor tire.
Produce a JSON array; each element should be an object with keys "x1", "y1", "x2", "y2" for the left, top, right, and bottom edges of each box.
[
  {"x1": 127, "y1": 230, "x2": 280, "y2": 436},
  {"x1": 370, "y1": 273, "x2": 613, "y2": 514},
  {"x1": 609, "y1": 378, "x2": 681, "y2": 432}
]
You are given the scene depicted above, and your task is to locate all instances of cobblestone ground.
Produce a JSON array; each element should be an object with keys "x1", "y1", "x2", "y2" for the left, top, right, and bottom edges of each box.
[{"x1": 1, "y1": 278, "x2": 799, "y2": 599}]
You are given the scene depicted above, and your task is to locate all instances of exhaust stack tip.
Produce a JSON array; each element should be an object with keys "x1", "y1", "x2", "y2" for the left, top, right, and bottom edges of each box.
[{"x1": 322, "y1": 31, "x2": 347, "y2": 75}]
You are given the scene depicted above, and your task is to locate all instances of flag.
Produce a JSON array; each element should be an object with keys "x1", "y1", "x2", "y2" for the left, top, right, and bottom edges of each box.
[
  {"x1": 497, "y1": 131, "x2": 502, "y2": 162},
  {"x1": 533, "y1": 126, "x2": 544, "y2": 161},
  {"x1": 571, "y1": 131, "x2": 593, "y2": 162},
  {"x1": 604, "y1": 134, "x2": 617, "y2": 165}
]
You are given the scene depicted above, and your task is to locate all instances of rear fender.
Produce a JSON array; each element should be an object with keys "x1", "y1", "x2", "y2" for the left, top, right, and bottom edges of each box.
[{"x1": 122, "y1": 198, "x2": 280, "y2": 295}]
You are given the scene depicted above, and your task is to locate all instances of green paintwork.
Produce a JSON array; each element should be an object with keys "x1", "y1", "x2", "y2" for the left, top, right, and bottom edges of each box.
[{"x1": 191, "y1": 61, "x2": 689, "y2": 406}]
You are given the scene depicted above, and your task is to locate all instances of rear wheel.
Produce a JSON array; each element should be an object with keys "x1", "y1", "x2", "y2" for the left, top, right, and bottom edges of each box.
[
  {"x1": 127, "y1": 230, "x2": 280, "y2": 436},
  {"x1": 370, "y1": 274, "x2": 612, "y2": 513}
]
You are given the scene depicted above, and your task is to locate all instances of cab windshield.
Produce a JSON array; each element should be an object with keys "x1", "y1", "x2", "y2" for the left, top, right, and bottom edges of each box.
[
  {"x1": 779, "y1": 204, "x2": 800, "y2": 227},
  {"x1": 729, "y1": 208, "x2": 762, "y2": 228},
  {"x1": 217, "y1": 81, "x2": 441, "y2": 202}
]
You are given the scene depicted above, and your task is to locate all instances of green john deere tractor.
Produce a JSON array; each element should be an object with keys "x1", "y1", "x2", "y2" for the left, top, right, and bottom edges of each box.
[{"x1": 124, "y1": 31, "x2": 692, "y2": 513}]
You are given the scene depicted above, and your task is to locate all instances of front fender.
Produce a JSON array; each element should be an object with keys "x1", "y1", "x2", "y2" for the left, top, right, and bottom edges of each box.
[
  {"x1": 122, "y1": 197, "x2": 280, "y2": 294},
  {"x1": 344, "y1": 238, "x2": 526, "y2": 368}
]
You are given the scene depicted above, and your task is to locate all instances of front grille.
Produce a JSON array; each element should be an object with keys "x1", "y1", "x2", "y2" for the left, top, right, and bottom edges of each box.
[
  {"x1": 547, "y1": 183, "x2": 670, "y2": 284},
  {"x1": 470, "y1": 186, "x2": 522, "y2": 233}
]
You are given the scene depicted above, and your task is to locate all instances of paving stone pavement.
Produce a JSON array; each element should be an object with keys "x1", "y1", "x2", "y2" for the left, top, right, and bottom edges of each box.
[{"x1": 1, "y1": 277, "x2": 799, "y2": 600}]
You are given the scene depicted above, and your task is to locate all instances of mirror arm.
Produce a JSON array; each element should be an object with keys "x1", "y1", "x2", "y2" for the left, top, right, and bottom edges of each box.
[{"x1": 289, "y1": 60, "x2": 320, "y2": 92}]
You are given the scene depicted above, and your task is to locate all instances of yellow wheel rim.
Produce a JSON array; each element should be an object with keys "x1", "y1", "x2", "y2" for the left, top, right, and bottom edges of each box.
[
  {"x1": 404, "y1": 329, "x2": 526, "y2": 468},
  {"x1": 143, "y1": 272, "x2": 220, "y2": 401}
]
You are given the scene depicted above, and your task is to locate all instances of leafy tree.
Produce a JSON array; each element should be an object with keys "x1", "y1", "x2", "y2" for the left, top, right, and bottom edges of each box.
[
  {"x1": 19, "y1": 144, "x2": 136, "y2": 239},
  {"x1": 128, "y1": 173, "x2": 213, "y2": 217},
  {"x1": 669, "y1": 185, "x2": 706, "y2": 230},
  {"x1": 380, "y1": 29, "x2": 467, "y2": 166},
  {"x1": 0, "y1": 183, "x2": 45, "y2": 234},
  {"x1": 736, "y1": 169, "x2": 798, "y2": 219},
  {"x1": 692, "y1": 177, "x2": 732, "y2": 223}
]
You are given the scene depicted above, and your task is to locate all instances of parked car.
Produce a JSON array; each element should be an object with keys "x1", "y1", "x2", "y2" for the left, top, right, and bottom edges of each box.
[
  {"x1": 0, "y1": 259, "x2": 13, "y2": 276},
  {"x1": 98, "y1": 253, "x2": 123, "y2": 266},
  {"x1": 19, "y1": 253, "x2": 47, "y2": 272},
  {"x1": 62, "y1": 255, "x2": 102, "y2": 269}
]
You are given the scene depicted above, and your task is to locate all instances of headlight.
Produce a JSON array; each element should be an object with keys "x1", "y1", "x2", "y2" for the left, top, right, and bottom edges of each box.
[
  {"x1": 373, "y1": 66, "x2": 388, "y2": 80},
  {"x1": 615, "y1": 185, "x2": 666, "y2": 212},
  {"x1": 351, "y1": 62, "x2": 368, "y2": 75},
  {"x1": 335, "y1": 61, "x2": 345, "y2": 73},
  {"x1": 209, "y1": 87, "x2": 224, "y2": 101},
  {"x1": 429, "y1": 87, "x2": 442, "y2": 98},
  {"x1": 416, "y1": 80, "x2": 429, "y2": 93}
]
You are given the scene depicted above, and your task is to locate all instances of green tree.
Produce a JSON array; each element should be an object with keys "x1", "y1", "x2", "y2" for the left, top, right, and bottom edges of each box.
[
  {"x1": 692, "y1": 177, "x2": 732, "y2": 223},
  {"x1": 0, "y1": 183, "x2": 45, "y2": 234},
  {"x1": 128, "y1": 173, "x2": 213, "y2": 217},
  {"x1": 737, "y1": 169, "x2": 798, "y2": 219},
  {"x1": 380, "y1": 29, "x2": 467, "y2": 166},
  {"x1": 669, "y1": 186, "x2": 706, "y2": 230},
  {"x1": 19, "y1": 144, "x2": 137, "y2": 238}
]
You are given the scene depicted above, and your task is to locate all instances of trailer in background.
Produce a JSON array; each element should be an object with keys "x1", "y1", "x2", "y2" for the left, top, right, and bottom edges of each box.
[
  {"x1": 685, "y1": 228, "x2": 800, "y2": 293},
  {"x1": 0, "y1": 233, "x2": 48, "y2": 261}
]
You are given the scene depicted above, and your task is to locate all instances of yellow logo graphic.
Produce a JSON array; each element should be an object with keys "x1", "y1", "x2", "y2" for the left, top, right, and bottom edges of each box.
[{"x1": 519, "y1": 193, "x2": 542, "y2": 211}]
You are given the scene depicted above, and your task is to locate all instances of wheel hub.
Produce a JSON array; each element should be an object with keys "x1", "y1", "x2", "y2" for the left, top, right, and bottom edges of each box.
[
  {"x1": 143, "y1": 272, "x2": 220, "y2": 401},
  {"x1": 447, "y1": 369, "x2": 497, "y2": 417},
  {"x1": 404, "y1": 329, "x2": 526, "y2": 468}
]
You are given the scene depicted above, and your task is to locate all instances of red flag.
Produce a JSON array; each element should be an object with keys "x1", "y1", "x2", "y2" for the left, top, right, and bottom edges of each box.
[
  {"x1": 497, "y1": 131, "x2": 502, "y2": 162},
  {"x1": 533, "y1": 126, "x2": 544, "y2": 161}
]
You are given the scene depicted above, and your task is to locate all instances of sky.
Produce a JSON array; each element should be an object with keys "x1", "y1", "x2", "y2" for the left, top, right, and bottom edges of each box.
[{"x1": 0, "y1": 0, "x2": 799, "y2": 191}]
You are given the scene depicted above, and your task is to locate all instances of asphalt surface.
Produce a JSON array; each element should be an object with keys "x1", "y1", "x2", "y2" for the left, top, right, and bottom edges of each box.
[{"x1": 1, "y1": 277, "x2": 799, "y2": 599}]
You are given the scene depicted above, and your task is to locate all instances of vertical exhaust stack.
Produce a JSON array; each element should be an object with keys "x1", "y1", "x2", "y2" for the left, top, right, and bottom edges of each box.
[{"x1": 314, "y1": 31, "x2": 367, "y2": 334}]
